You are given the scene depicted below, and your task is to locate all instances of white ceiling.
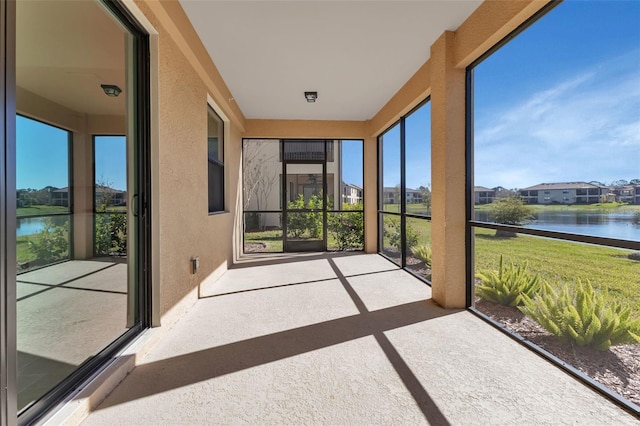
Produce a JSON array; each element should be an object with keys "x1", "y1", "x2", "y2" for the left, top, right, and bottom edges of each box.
[
  {"x1": 179, "y1": 0, "x2": 482, "y2": 121},
  {"x1": 17, "y1": 0, "x2": 126, "y2": 117}
]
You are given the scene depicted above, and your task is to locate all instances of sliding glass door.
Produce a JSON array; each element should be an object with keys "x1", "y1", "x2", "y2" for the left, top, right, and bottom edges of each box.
[{"x1": 0, "y1": 0, "x2": 151, "y2": 423}]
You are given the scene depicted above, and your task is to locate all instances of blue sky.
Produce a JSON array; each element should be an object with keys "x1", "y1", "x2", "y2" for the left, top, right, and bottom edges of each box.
[
  {"x1": 473, "y1": 0, "x2": 640, "y2": 189},
  {"x1": 341, "y1": 140, "x2": 364, "y2": 186},
  {"x1": 17, "y1": 116, "x2": 127, "y2": 191},
  {"x1": 16, "y1": 116, "x2": 69, "y2": 190}
]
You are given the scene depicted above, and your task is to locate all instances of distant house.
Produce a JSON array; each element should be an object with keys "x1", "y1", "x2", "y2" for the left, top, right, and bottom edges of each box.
[
  {"x1": 50, "y1": 187, "x2": 69, "y2": 207},
  {"x1": 519, "y1": 182, "x2": 603, "y2": 204},
  {"x1": 382, "y1": 187, "x2": 423, "y2": 204},
  {"x1": 474, "y1": 186, "x2": 495, "y2": 204},
  {"x1": 613, "y1": 185, "x2": 638, "y2": 204},
  {"x1": 51, "y1": 186, "x2": 127, "y2": 208},
  {"x1": 341, "y1": 183, "x2": 363, "y2": 204}
]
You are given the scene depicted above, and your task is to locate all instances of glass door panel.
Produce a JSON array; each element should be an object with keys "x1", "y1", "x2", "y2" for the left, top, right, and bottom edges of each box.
[{"x1": 284, "y1": 163, "x2": 324, "y2": 251}]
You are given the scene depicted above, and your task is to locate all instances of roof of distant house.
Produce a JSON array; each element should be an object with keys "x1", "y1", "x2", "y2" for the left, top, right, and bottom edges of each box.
[
  {"x1": 474, "y1": 186, "x2": 494, "y2": 192},
  {"x1": 383, "y1": 187, "x2": 421, "y2": 193},
  {"x1": 520, "y1": 182, "x2": 601, "y2": 191}
]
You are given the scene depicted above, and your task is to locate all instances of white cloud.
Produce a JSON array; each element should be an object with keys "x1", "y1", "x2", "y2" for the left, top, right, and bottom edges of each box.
[{"x1": 474, "y1": 54, "x2": 640, "y2": 189}]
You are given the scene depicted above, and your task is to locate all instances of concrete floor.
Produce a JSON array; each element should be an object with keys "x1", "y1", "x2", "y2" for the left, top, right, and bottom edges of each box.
[
  {"x1": 82, "y1": 253, "x2": 637, "y2": 425},
  {"x1": 18, "y1": 259, "x2": 129, "y2": 410}
]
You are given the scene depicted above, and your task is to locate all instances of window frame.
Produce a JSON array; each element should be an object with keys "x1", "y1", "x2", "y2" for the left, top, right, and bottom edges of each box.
[
  {"x1": 377, "y1": 98, "x2": 432, "y2": 284},
  {"x1": 207, "y1": 105, "x2": 225, "y2": 214}
]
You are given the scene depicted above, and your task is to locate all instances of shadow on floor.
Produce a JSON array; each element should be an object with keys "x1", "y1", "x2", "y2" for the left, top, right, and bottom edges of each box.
[{"x1": 97, "y1": 298, "x2": 459, "y2": 424}]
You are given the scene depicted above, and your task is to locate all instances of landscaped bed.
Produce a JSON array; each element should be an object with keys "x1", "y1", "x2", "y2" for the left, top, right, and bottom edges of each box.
[{"x1": 477, "y1": 298, "x2": 640, "y2": 407}]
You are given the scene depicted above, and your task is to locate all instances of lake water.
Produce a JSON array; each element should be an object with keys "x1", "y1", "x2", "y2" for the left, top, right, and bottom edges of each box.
[
  {"x1": 17, "y1": 216, "x2": 69, "y2": 236},
  {"x1": 19, "y1": 211, "x2": 640, "y2": 242},
  {"x1": 474, "y1": 210, "x2": 640, "y2": 242}
]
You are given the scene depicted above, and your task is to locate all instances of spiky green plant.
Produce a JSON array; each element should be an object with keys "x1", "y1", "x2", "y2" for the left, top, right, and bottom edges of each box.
[
  {"x1": 519, "y1": 280, "x2": 640, "y2": 351},
  {"x1": 411, "y1": 244, "x2": 432, "y2": 268},
  {"x1": 475, "y1": 256, "x2": 541, "y2": 307}
]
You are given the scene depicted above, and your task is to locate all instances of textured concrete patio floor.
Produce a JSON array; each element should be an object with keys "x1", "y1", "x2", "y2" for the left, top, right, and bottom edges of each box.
[
  {"x1": 18, "y1": 259, "x2": 128, "y2": 410},
  {"x1": 83, "y1": 253, "x2": 637, "y2": 425}
]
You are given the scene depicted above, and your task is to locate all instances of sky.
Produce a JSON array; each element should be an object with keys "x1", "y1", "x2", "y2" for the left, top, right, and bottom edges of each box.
[
  {"x1": 382, "y1": 0, "x2": 639, "y2": 191},
  {"x1": 340, "y1": 140, "x2": 364, "y2": 187},
  {"x1": 16, "y1": 116, "x2": 127, "y2": 191},
  {"x1": 473, "y1": 0, "x2": 640, "y2": 189}
]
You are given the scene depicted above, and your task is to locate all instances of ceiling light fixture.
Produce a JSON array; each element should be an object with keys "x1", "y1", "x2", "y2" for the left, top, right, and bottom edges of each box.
[
  {"x1": 304, "y1": 91, "x2": 318, "y2": 103},
  {"x1": 101, "y1": 84, "x2": 122, "y2": 97}
]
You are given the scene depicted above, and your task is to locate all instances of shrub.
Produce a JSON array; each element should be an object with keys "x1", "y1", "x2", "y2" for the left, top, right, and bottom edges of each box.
[
  {"x1": 475, "y1": 256, "x2": 541, "y2": 307},
  {"x1": 489, "y1": 196, "x2": 534, "y2": 226},
  {"x1": 245, "y1": 212, "x2": 260, "y2": 231},
  {"x1": 286, "y1": 194, "x2": 323, "y2": 239},
  {"x1": 28, "y1": 218, "x2": 69, "y2": 264},
  {"x1": 383, "y1": 216, "x2": 419, "y2": 252},
  {"x1": 519, "y1": 280, "x2": 640, "y2": 351},
  {"x1": 95, "y1": 209, "x2": 127, "y2": 256},
  {"x1": 411, "y1": 244, "x2": 432, "y2": 267},
  {"x1": 328, "y1": 204, "x2": 364, "y2": 251}
]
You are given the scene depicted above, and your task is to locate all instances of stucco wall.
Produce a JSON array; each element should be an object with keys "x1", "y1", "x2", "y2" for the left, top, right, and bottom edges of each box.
[{"x1": 135, "y1": 0, "x2": 242, "y2": 320}]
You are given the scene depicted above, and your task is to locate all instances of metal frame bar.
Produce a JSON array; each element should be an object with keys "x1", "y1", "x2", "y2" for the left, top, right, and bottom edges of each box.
[
  {"x1": 2, "y1": 0, "x2": 18, "y2": 423},
  {"x1": 399, "y1": 117, "x2": 407, "y2": 268},
  {"x1": 376, "y1": 99, "x2": 433, "y2": 282}
]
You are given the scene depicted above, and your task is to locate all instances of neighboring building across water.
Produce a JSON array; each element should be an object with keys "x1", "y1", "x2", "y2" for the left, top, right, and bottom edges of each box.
[
  {"x1": 519, "y1": 182, "x2": 604, "y2": 205},
  {"x1": 474, "y1": 186, "x2": 495, "y2": 204},
  {"x1": 382, "y1": 187, "x2": 423, "y2": 204}
]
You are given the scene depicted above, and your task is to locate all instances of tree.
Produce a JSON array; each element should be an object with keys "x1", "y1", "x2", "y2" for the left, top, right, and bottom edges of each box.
[
  {"x1": 630, "y1": 179, "x2": 640, "y2": 185},
  {"x1": 418, "y1": 184, "x2": 431, "y2": 212},
  {"x1": 243, "y1": 141, "x2": 279, "y2": 229},
  {"x1": 611, "y1": 179, "x2": 629, "y2": 187},
  {"x1": 493, "y1": 186, "x2": 518, "y2": 199},
  {"x1": 489, "y1": 196, "x2": 534, "y2": 237},
  {"x1": 393, "y1": 184, "x2": 401, "y2": 205}
]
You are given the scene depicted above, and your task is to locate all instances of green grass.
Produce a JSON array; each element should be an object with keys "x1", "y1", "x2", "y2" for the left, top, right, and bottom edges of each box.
[
  {"x1": 382, "y1": 203, "x2": 430, "y2": 215},
  {"x1": 473, "y1": 228, "x2": 640, "y2": 313},
  {"x1": 17, "y1": 205, "x2": 68, "y2": 216},
  {"x1": 244, "y1": 230, "x2": 284, "y2": 252},
  {"x1": 244, "y1": 229, "x2": 363, "y2": 252},
  {"x1": 16, "y1": 235, "x2": 36, "y2": 263}
]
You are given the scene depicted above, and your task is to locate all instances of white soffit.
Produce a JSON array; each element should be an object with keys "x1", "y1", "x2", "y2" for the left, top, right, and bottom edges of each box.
[{"x1": 179, "y1": 0, "x2": 482, "y2": 121}]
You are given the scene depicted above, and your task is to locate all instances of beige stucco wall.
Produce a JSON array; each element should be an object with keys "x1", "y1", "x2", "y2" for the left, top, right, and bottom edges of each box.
[{"x1": 133, "y1": 0, "x2": 243, "y2": 320}]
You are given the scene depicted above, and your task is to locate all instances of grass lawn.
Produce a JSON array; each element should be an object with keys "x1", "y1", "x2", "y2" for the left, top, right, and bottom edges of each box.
[
  {"x1": 244, "y1": 229, "x2": 284, "y2": 252},
  {"x1": 244, "y1": 229, "x2": 364, "y2": 252},
  {"x1": 17, "y1": 235, "x2": 36, "y2": 263},
  {"x1": 17, "y1": 205, "x2": 69, "y2": 216},
  {"x1": 382, "y1": 203, "x2": 431, "y2": 215},
  {"x1": 473, "y1": 227, "x2": 640, "y2": 313}
]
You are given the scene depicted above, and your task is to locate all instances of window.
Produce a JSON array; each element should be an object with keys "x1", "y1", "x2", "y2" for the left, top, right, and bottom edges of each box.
[
  {"x1": 208, "y1": 106, "x2": 224, "y2": 213},
  {"x1": 94, "y1": 136, "x2": 127, "y2": 257},
  {"x1": 469, "y1": 0, "x2": 640, "y2": 411},
  {"x1": 379, "y1": 100, "x2": 431, "y2": 282},
  {"x1": 16, "y1": 116, "x2": 71, "y2": 269}
]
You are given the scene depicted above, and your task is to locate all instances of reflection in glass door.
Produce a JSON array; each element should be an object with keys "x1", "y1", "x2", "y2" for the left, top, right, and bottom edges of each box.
[
  {"x1": 284, "y1": 163, "x2": 325, "y2": 251},
  {"x1": 14, "y1": 0, "x2": 149, "y2": 420}
]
